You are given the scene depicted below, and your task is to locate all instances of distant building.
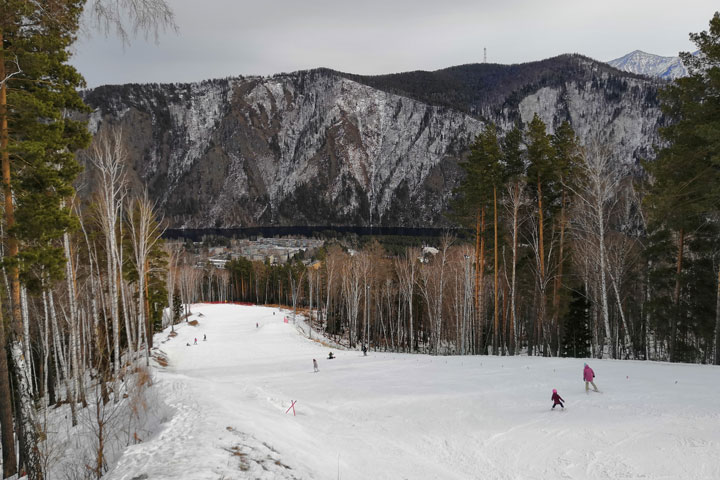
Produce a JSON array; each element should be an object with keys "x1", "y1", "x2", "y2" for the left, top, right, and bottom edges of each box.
[{"x1": 208, "y1": 257, "x2": 229, "y2": 268}]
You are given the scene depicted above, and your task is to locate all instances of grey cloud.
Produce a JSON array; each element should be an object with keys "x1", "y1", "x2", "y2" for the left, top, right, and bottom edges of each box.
[{"x1": 71, "y1": 0, "x2": 717, "y2": 87}]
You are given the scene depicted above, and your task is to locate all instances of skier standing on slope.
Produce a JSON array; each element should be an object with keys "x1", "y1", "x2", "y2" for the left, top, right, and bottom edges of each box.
[
  {"x1": 313, "y1": 359, "x2": 319, "y2": 373},
  {"x1": 583, "y1": 363, "x2": 599, "y2": 392},
  {"x1": 551, "y1": 389, "x2": 564, "y2": 409}
]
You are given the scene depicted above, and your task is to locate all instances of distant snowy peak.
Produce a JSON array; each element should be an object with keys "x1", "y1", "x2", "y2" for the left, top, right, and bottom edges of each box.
[{"x1": 608, "y1": 50, "x2": 687, "y2": 80}]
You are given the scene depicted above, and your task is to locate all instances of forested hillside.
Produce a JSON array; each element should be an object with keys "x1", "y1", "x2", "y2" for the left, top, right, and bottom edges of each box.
[{"x1": 81, "y1": 55, "x2": 662, "y2": 229}]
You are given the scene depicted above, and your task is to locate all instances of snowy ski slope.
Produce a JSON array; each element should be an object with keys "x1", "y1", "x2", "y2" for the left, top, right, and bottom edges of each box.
[{"x1": 105, "y1": 304, "x2": 720, "y2": 480}]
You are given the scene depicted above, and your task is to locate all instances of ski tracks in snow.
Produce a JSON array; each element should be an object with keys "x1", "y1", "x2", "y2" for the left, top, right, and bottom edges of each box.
[
  {"x1": 102, "y1": 376, "x2": 212, "y2": 480},
  {"x1": 104, "y1": 371, "x2": 307, "y2": 479}
]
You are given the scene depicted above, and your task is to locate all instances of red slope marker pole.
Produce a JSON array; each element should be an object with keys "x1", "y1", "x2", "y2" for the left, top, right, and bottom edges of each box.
[{"x1": 285, "y1": 400, "x2": 297, "y2": 416}]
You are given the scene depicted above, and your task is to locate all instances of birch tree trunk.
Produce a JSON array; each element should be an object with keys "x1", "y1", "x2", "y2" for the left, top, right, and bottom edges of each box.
[
  {"x1": 493, "y1": 187, "x2": 499, "y2": 355},
  {"x1": 505, "y1": 181, "x2": 526, "y2": 355},
  {"x1": 395, "y1": 248, "x2": 418, "y2": 352},
  {"x1": 714, "y1": 268, "x2": 720, "y2": 365},
  {"x1": 48, "y1": 287, "x2": 77, "y2": 426},
  {"x1": 20, "y1": 286, "x2": 33, "y2": 395},
  {"x1": 128, "y1": 191, "x2": 164, "y2": 367},
  {"x1": 670, "y1": 230, "x2": 684, "y2": 362},
  {"x1": 65, "y1": 231, "x2": 86, "y2": 408},
  {"x1": 0, "y1": 296, "x2": 17, "y2": 479},
  {"x1": 596, "y1": 186, "x2": 612, "y2": 357},
  {"x1": 89, "y1": 129, "x2": 128, "y2": 379},
  {"x1": 566, "y1": 141, "x2": 621, "y2": 358},
  {"x1": 308, "y1": 269, "x2": 314, "y2": 339}
]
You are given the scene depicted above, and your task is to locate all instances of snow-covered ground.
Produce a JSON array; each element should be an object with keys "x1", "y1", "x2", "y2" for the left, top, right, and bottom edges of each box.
[{"x1": 105, "y1": 304, "x2": 720, "y2": 480}]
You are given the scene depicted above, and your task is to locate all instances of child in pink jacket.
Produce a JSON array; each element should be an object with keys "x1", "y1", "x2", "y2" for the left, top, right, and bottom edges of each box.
[
  {"x1": 584, "y1": 363, "x2": 599, "y2": 392},
  {"x1": 551, "y1": 389, "x2": 564, "y2": 409}
]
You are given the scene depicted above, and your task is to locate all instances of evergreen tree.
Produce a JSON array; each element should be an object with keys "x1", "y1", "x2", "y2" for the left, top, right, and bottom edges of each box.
[
  {"x1": 1, "y1": 2, "x2": 89, "y2": 477},
  {"x1": 525, "y1": 114, "x2": 556, "y2": 355},
  {"x1": 502, "y1": 124, "x2": 525, "y2": 180},
  {"x1": 473, "y1": 124, "x2": 505, "y2": 353},
  {"x1": 561, "y1": 287, "x2": 592, "y2": 358},
  {"x1": 501, "y1": 124, "x2": 526, "y2": 355},
  {"x1": 450, "y1": 125, "x2": 499, "y2": 352},
  {"x1": 644, "y1": 12, "x2": 720, "y2": 363},
  {"x1": 173, "y1": 291, "x2": 183, "y2": 323},
  {"x1": 550, "y1": 121, "x2": 582, "y2": 354}
]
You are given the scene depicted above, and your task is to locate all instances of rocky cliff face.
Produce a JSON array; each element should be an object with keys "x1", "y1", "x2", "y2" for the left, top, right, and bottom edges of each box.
[{"x1": 82, "y1": 55, "x2": 662, "y2": 228}]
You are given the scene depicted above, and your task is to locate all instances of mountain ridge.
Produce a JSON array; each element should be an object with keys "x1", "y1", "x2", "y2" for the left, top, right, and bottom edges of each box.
[
  {"x1": 608, "y1": 50, "x2": 688, "y2": 80},
  {"x1": 81, "y1": 54, "x2": 663, "y2": 229}
]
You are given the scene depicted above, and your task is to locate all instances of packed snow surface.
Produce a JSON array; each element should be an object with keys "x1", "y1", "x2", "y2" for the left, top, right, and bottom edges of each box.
[{"x1": 105, "y1": 304, "x2": 720, "y2": 479}]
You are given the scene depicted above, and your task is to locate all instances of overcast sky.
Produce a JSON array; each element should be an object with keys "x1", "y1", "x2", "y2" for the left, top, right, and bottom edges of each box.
[{"x1": 71, "y1": 1, "x2": 718, "y2": 87}]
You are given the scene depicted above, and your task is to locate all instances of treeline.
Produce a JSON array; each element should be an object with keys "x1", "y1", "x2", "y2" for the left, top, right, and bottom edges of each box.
[{"x1": 341, "y1": 53, "x2": 651, "y2": 118}]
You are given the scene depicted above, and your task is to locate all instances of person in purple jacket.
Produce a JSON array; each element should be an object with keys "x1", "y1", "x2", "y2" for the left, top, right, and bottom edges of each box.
[
  {"x1": 551, "y1": 389, "x2": 564, "y2": 409},
  {"x1": 583, "y1": 363, "x2": 599, "y2": 392}
]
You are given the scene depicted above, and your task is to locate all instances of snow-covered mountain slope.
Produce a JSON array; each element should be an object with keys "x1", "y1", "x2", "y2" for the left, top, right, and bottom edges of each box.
[
  {"x1": 104, "y1": 304, "x2": 720, "y2": 480},
  {"x1": 608, "y1": 50, "x2": 688, "y2": 80},
  {"x1": 82, "y1": 56, "x2": 662, "y2": 228}
]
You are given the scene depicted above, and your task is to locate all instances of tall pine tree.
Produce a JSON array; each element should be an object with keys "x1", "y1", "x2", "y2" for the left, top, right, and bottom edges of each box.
[
  {"x1": 1, "y1": 1, "x2": 89, "y2": 477},
  {"x1": 550, "y1": 121, "x2": 582, "y2": 354},
  {"x1": 451, "y1": 126, "x2": 498, "y2": 352},
  {"x1": 525, "y1": 114, "x2": 556, "y2": 355},
  {"x1": 644, "y1": 12, "x2": 720, "y2": 363}
]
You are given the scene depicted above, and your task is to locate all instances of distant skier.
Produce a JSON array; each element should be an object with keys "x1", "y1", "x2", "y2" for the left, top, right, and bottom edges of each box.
[
  {"x1": 256, "y1": 322, "x2": 259, "y2": 328},
  {"x1": 313, "y1": 359, "x2": 319, "y2": 373},
  {"x1": 203, "y1": 334, "x2": 207, "y2": 341},
  {"x1": 583, "y1": 363, "x2": 599, "y2": 392},
  {"x1": 362, "y1": 344, "x2": 367, "y2": 356},
  {"x1": 194, "y1": 337, "x2": 197, "y2": 345},
  {"x1": 327, "y1": 352, "x2": 335, "y2": 360},
  {"x1": 551, "y1": 389, "x2": 564, "y2": 409}
]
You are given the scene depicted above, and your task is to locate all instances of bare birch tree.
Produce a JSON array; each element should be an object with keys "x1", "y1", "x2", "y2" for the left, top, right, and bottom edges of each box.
[
  {"x1": 567, "y1": 141, "x2": 621, "y2": 357},
  {"x1": 503, "y1": 180, "x2": 529, "y2": 355},
  {"x1": 324, "y1": 245, "x2": 343, "y2": 332},
  {"x1": 87, "y1": 0, "x2": 175, "y2": 43},
  {"x1": 395, "y1": 248, "x2": 419, "y2": 352},
  {"x1": 127, "y1": 191, "x2": 164, "y2": 366},
  {"x1": 164, "y1": 242, "x2": 181, "y2": 330},
  {"x1": 88, "y1": 128, "x2": 127, "y2": 377}
]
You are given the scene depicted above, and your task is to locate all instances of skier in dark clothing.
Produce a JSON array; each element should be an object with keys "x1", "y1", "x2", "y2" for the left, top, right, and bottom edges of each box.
[
  {"x1": 362, "y1": 344, "x2": 367, "y2": 356},
  {"x1": 327, "y1": 352, "x2": 335, "y2": 359},
  {"x1": 551, "y1": 389, "x2": 564, "y2": 409}
]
